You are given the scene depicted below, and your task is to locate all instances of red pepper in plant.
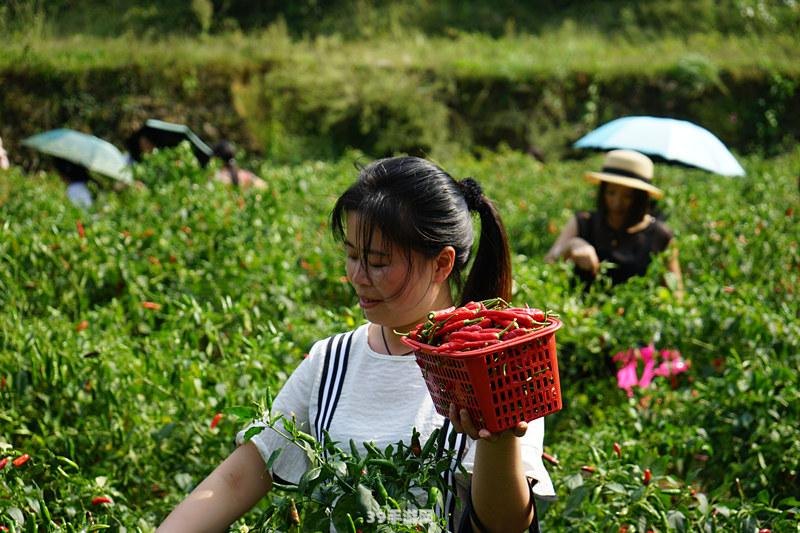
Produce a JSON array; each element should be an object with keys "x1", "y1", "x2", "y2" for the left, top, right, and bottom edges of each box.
[
  {"x1": 643, "y1": 468, "x2": 652, "y2": 485},
  {"x1": 580, "y1": 465, "x2": 596, "y2": 474},
  {"x1": 541, "y1": 452, "x2": 559, "y2": 466},
  {"x1": 76, "y1": 220, "x2": 85, "y2": 239},
  {"x1": 410, "y1": 432, "x2": 422, "y2": 457},
  {"x1": 613, "y1": 442, "x2": 622, "y2": 458},
  {"x1": 141, "y1": 301, "x2": 162, "y2": 311},
  {"x1": 0, "y1": 457, "x2": 8, "y2": 470},
  {"x1": 12, "y1": 454, "x2": 30, "y2": 467},
  {"x1": 91, "y1": 496, "x2": 113, "y2": 505},
  {"x1": 288, "y1": 498, "x2": 300, "y2": 525},
  {"x1": 76, "y1": 320, "x2": 89, "y2": 332},
  {"x1": 210, "y1": 412, "x2": 223, "y2": 429}
]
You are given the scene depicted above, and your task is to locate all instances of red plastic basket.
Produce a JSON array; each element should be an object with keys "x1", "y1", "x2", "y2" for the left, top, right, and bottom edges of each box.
[{"x1": 402, "y1": 317, "x2": 563, "y2": 433}]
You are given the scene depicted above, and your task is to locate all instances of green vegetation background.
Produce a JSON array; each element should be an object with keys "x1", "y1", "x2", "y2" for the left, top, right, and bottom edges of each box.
[
  {"x1": 1, "y1": 1, "x2": 799, "y2": 531},
  {"x1": 1, "y1": 0, "x2": 799, "y2": 163}
]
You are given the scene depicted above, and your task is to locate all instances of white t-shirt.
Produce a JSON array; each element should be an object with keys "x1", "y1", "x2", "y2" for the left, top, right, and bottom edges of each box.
[{"x1": 237, "y1": 323, "x2": 555, "y2": 499}]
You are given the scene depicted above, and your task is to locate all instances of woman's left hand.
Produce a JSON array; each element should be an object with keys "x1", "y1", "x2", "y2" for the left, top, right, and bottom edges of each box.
[{"x1": 449, "y1": 404, "x2": 528, "y2": 441}]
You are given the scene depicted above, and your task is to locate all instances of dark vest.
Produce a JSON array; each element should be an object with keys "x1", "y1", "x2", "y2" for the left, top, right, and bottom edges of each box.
[{"x1": 575, "y1": 211, "x2": 673, "y2": 286}]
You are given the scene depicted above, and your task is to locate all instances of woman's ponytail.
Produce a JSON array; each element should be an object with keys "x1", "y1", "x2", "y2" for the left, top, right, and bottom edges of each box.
[{"x1": 458, "y1": 179, "x2": 512, "y2": 304}]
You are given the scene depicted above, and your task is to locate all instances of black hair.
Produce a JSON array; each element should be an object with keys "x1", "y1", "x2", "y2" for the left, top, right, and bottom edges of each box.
[
  {"x1": 330, "y1": 156, "x2": 512, "y2": 304},
  {"x1": 52, "y1": 157, "x2": 91, "y2": 184},
  {"x1": 213, "y1": 140, "x2": 239, "y2": 187},
  {"x1": 596, "y1": 181, "x2": 651, "y2": 229}
]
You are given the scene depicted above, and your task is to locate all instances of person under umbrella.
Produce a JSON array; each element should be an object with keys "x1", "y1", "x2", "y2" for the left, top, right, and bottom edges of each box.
[
  {"x1": 126, "y1": 119, "x2": 213, "y2": 166},
  {"x1": 545, "y1": 149, "x2": 683, "y2": 293},
  {"x1": 53, "y1": 157, "x2": 94, "y2": 209}
]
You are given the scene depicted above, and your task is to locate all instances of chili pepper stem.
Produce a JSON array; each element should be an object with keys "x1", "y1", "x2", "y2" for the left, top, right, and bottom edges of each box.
[{"x1": 498, "y1": 319, "x2": 518, "y2": 339}]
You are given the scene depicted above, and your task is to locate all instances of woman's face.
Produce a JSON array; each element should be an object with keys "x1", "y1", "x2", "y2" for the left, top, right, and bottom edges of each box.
[
  {"x1": 603, "y1": 183, "x2": 635, "y2": 226},
  {"x1": 344, "y1": 212, "x2": 444, "y2": 331}
]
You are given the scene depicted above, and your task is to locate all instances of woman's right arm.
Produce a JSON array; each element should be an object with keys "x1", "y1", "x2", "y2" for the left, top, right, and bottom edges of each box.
[
  {"x1": 157, "y1": 441, "x2": 272, "y2": 532},
  {"x1": 545, "y1": 216, "x2": 599, "y2": 274},
  {"x1": 544, "y1": 216, "x2": 579, "y2": 263}
]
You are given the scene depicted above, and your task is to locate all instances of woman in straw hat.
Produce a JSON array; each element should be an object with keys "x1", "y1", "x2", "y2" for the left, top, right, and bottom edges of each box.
[{"x1": 545, "y1": 149, "x2": 683, "y2": 290}]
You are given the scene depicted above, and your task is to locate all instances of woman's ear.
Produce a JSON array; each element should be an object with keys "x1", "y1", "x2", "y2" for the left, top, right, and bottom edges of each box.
[{"x1": 432, "y1": 246, "x2": 456, "y2": 283}]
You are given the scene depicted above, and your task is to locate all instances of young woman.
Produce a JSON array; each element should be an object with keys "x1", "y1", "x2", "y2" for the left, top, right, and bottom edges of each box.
[
  {"x1": 545, "y1": 149, "x2": 683, "y2": 291},
  {"x1": 157, "y1": 156, "x2": 555, "y2": 532}
]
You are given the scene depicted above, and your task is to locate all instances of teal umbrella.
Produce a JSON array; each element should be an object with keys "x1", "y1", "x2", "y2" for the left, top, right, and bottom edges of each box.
[
  {"x1": 22, "y1": 128, "x2": 133, "y2": 184},
  {"x1": 127, "y1": 119, "x2": 213, "y2": 166}
]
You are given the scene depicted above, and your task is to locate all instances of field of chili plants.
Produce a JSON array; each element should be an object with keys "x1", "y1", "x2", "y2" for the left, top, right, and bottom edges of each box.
[{"x1": 1, "y1": 145, "x2": 798, "y2": 531}]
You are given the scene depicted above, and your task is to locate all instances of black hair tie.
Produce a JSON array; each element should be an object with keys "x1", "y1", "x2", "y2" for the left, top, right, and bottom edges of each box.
[{"x1": 459, "y1": 177, "x2": 484, "y2": 211}]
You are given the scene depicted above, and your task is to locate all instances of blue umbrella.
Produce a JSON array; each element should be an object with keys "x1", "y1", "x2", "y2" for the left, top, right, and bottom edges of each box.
[
  {"x1": 22, "y1": 128, "x2": 133, "y2": 184},
  {"x1": 574, "y1": 116, "x2": 745, "y2": 176}
]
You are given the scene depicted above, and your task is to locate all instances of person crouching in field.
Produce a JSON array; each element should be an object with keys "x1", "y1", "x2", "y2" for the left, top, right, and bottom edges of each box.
[
  {"x1": 545, "y1": 149, "x2": 683, "y2": 294},
  {"x1": 212, "y1": 140, "x2": 267, "y2": 190},
  {"x1": 157, "y1": 156, "x2": 555, "y2": 531}
]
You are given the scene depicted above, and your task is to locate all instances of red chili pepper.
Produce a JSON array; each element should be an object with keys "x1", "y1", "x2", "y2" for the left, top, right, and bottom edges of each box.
[
  {"x1": 479, "y1": 309, "x2": 536, "y2": 328},
  {"x1": 447, "y1": 331, "x2": 500, "y2": 342},
  {"x1": 141, "y1": 301, "x2": 162, "y2": 311},
  {"x1": 580, "y1": 465, "x2": 596, "y2": 474},
  {"x1": 91, "y1": 496, "x2": 113, "y2": 505},
  {"x1": 613, "y1": 442, "x2": 622, "y2": 458},
  {"x1": 435, "y1": 338, "x2": 500, "y2": 352},
  {"x1": 541, "y1": 452, "x2": 559, "y2": 466},
  {"x1": 410, "y1": 433, "x2": 422, "y2": 457},
  {"x1": 643, "y1": 468, "x2": 652, "y2": 485},
  {"x1": 75, "y1": 320, "x2": 89, "y2": 332},
  {"x1": 427, "y1": 306, "x2": 459, "y2": 321},
  {"x1": 12, "y1": 454, "x2": 30, "y2": 467},
  {"x1": 288, "y1": 498, "x2": 300, "y2": 524},
  {"x1": 502, "y1": 328, "x2": 533, "y2": 341},
  {"x1": 76, "y1": 220, "x2": 85, "y2": 239},
  {"x1": 431, "y1": 317, "x2": 482, "y2": 340},
  {"x1": 0, "y1": 457, "x2": 8, "y2": 470},
  {"x1": 210, "y1": 412, "x2": 223, "y2": 429},
  {"x1": 523, "y1": 307, "x2": 546, "y2": 322}
]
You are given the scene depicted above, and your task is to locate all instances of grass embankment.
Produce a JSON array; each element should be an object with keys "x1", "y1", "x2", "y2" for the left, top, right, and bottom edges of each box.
[
  {"x1": 1, "y1": 146, "x2": 798, "y2": 530},
  {"x1": 1, "y1": 26, "x2": 799, "y2": 165}
]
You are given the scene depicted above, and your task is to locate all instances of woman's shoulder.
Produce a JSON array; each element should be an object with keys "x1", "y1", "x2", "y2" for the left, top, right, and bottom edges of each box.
[
  {"x1": 649, "y1": 217, "x2": 674, "y2": 239},
  {"x1": 307, "y1": 324, "x2": 368, "y2": 360}
]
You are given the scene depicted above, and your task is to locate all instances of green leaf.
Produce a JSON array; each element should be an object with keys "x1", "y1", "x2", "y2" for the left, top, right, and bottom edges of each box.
[
  {"x1": 243, "y1": 426, "x2": 265, "y2": 442},
  {"x1": 265, "y1": 449, "x2": 282, "y2": 470},
  {"x1": 605, "y1": 482, "x2": 626, "y2": 494},
  {"x1": 225, "y1": 405, "x2": 259, "y2": 420}
]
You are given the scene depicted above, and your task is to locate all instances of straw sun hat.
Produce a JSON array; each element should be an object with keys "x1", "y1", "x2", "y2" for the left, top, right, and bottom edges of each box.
[{"x1": 584, "y1": 149, "x2": 664, "y2": 199}]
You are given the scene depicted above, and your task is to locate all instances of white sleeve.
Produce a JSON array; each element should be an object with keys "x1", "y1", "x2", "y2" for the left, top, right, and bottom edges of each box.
[
  {"x1": 235, "y1": 342, "x2": 325, "y2": 484},
  {"x1": 458, "y1": 417, "x2": 555, "y2": 498}
]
